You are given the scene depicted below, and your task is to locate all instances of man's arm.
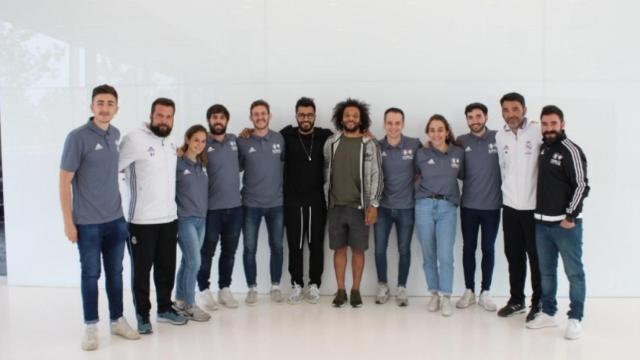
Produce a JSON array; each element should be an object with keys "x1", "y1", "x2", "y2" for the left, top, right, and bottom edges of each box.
[
  {"x1": 562, "y1": 142, "x2": 590, "y2": 227},
  {"x1": 59, "y1": 170, "x2": 77, "y2": 242},
  {"x1": 365, "y1": 140, "x2": 383, "y2": 225},
  {"x1": 118, "y1": 132, "x2": 138, "y2": 172}
]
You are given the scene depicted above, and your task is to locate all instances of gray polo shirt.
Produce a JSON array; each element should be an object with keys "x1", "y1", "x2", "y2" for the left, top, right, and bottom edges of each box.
[
  {"x1": 205, "y1": 134, "x2": 242, "y2": 210},
  {"x1": 60, "y1": 119, "x2": 123, "y2": 225},
  {"x1": 457, "y1": 130, "x2": 502, "y2": 210},
  {"x1": 415, "y1": 145, "x2": 465, "y2": 206},
  {"x1": 176, "y1": 156, "x2": 209, "y2": 218},
  {"x1": 237, "y1": 130, "x2": 285, "y2": 207},
  {"x1": 379, "y1": 135, "x2": 422, "y2": 209}
]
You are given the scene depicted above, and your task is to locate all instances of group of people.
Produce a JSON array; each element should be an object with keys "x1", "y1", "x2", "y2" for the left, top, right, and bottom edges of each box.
[{"x1": 59, "y1": 85, "x2": 589, "y2": 351}]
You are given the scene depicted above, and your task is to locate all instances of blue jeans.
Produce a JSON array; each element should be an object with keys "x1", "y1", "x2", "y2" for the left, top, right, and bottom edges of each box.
[
  {"x1": 374, "y1": 207, "x2": 414, "y2": 287},
  {"x1": 176, "y1": 216, "x2": 206, "y2": 305},
  {"x1": 460, "y1": 207, "x2": 501, "y2": 292},
  {"x1": 415, "y1": 198, "x2": 458, "y2": 295},
  {"x1": 536, "y1": 222, "x2": 586, "y2": 320},
  {"x1": 242, "y1": 206, "x2": 284, "y2": 287},
  {"x1": 76, "y1": 217, "x2": 128, "y2": 324},
  {"x1": 197, "y1": 207, "x2": 243, "y2": 291}
]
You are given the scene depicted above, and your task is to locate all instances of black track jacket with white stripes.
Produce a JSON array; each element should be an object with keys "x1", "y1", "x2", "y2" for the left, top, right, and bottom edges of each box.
[{"x1": 535, "y1": 131, "x2": 589, "y2": 224}]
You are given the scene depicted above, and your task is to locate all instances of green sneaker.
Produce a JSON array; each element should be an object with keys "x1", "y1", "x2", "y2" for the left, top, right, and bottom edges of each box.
[
  {"x1": 350, "y1": 290, "x2": 363, "y2": 308},
  {"x1": 332, "y1": 289, "x2": 348, "y2": 308},
  {"x1": 136, "y1": 314, "x2": 153, "y2": 335},
  {"x1": 157, "y1": 310, "x2": 188, "y2": 325}
]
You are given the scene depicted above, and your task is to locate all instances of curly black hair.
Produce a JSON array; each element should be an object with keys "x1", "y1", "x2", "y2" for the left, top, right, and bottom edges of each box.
[{"x1": 331, "y1": 98, "x2": 371, "y2": 132}]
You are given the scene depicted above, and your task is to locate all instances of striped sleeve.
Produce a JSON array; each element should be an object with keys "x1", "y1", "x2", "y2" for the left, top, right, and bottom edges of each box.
[{"x1": 561, "y1": 139, "x2": 590, "y2": 218}]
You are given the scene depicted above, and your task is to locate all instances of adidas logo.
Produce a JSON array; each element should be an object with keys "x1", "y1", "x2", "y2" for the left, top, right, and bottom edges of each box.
[
  {"x1": 465, "y1": 146, "x2": 471, "y2": 152},
  {"x1": 183, "y1": 169, "x2": 191, "y2": 175},
  {"x1": 248, "y1": 147, "x2": 256, "y2": 153},
  {"x1": 207, "y1": 146, "x2": 214, "y2": 152},
  {"x1": 427, "y1": 159, "x2": 435, "y2": 165},
  {"x1": 95, "y1": 143, "x2": 104, "y2": 150}
]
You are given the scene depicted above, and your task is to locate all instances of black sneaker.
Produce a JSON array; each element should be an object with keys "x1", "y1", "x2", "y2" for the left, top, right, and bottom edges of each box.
[
  {"x1": 497, "y1": 302, "x2": 526, "y2": 317},
  {"x1": 332, "y1": 289, "x2": 348, "y2": 308},
  {"x1": 136, "y1": 314, "x2": 153, "y2": 335},
  {"x1": 350, "y1": 290, "x2": 363, "y2": 308},
  {"x1": 526, "y1": 305, "x2": 541, "y2": 322}
]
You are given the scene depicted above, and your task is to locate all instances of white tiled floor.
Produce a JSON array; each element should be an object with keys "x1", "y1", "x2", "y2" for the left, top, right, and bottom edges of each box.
[{"x1": 1, "y1": 278, "x2": 638, "y2": 360}]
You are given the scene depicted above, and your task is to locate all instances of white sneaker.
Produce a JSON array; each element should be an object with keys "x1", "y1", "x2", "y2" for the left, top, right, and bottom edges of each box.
[
  {"x1": 375, "y1": 283, "x2": 390, "y2": 304},
  {"x1": 245, "y1": 287, "x2": 258, "y2": 306},
  {"x1": 110, "y1": 317, "x2": 141, "y2": 340},
  {"x1": 198, "y1": 289, "x2": 219, "y2": 311},
  {"x1": 526, "y1": 312, "x2": 558, "y2": 329},
  {"x1": 396, "y1": 286, "x2": 409, "y2": 307},
  {"x1": 81, "y1": 324, "x2": 98, "y2": 351},
  {"x1": 441, "y1": 296, "x2": 453, "y2": 317},
  {"x1": 288, "y1": 283, "x2": 303, "y2": 304},
  {"x1": 304, "y1": 284, "x2": 321, "y2": 304},
  {"x1": 270, "y1": 285, "x2": 284, "y2": 303},
  {"x1": 478, "y1": 291, "x2": 497, "y2": 312},
  {"x1": 186, "y1": 304, "x2": 212, "y2": 322},
  {"x1": 565, "y1": 319, "x2": 582, "y2": 340},
  {"x1": 456, "y1": 289, "x2": 476, "y2": 309},
  {"x1": 428, "y1": 293, "x2": 440, "y2": 312},
  {"x1": 218, "y1": 287, "x2": 239, "y2": 308}
]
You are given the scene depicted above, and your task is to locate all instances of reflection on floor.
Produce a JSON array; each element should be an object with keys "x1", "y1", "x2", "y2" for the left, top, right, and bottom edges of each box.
[{"x1": 0, "y1": 280, "x2": 638, "y2": 359}]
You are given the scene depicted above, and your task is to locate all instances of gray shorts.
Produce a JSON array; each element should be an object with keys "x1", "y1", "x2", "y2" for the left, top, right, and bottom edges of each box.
[{"x1": 328, "y1": 206, "x2": 370, "y2": 251}]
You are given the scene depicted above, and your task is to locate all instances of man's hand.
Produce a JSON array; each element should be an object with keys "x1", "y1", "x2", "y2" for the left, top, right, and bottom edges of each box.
[
  {"x1": 362, "y1": 129, "x2": 376, "y2": 141},
  {"x1": 65, "y1": 222, "x2": 78, "y2": 243},
  {"x1": 365, "y1": 206, "x2": 378, "y2": 226},
  {"x1": 239, "y1": 128, "x2": 253, "y2": 139},
  {"x1": 560, "y1": 218, "x2": 575, "y2": 229}
]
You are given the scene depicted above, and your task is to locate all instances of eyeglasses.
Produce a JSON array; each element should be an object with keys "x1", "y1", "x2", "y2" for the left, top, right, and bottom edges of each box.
[{"x1": 296, "y1": 113, "x2": 316, "y2": 120}]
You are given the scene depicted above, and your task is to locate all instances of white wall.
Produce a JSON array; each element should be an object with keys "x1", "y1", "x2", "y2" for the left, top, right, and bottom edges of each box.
[{"x1": 1, "y1": 0, "x2": 638, "y2": 296}]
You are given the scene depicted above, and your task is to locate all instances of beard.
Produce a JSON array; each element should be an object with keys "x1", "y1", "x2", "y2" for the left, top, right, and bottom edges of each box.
[
  {"x1": 543, "y1": 130, "x2": 561, "y2": 143},
  {"x1": 297, "y1": 120, "x2": 314, "y2": 132},
  {"x1": 209, "y1": 123, "x2": 227, "y2": 135},
  {"x1": 469, "y1": 123, "x2": 485, "y2": 133},
  {"x1": 342, "y1": 120, "x2": 360, "y2": 133},
  {"x1": 506, "y1": 116, "x2": 523, "y2": 129},
  {"x1": 150, "y1": 123, "x2": 172, "y2": 137}
]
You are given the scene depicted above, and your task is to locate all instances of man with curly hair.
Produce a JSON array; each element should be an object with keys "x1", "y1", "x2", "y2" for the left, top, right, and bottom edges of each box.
[{"x1": 323, "y1": 98, "x2": 383, "y2": 308}]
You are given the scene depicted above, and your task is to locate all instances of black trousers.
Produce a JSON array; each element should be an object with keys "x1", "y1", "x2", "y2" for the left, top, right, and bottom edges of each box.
[
  {"x1": 127, "y1": 221, "x2": 178, "y2": 317},
  {"x1": 502, "y1": 206, "x2": 541, "y2": 308},
  {"x1": 284, "y1": 203, "x2": 326, "y2": 287}
]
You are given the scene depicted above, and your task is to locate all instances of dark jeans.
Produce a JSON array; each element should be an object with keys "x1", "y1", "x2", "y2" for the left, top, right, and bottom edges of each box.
[
  {"x1": 460, "y1": 207, "x2": 501, "y2": 292},
  {"x1": 197, "y1": 206, "x2": 243, "y2": 291},
  {"x1": 284, "y1": 203, "x2": 326, "y2": 287},
  {"x1": 502, "y1": 206, "x2": 541, "y2": 308},
  {"x1": 373, "y1": 207, "x2": 414, "y2": 287},
  {"x1": 127, "y1": 220, "x2": 178, "y2": 317},
  {"x1": 536, "y1": 221, "x2": 586, "y2": 320},
  {"x1": 76, "y1": 217, "x2": 128, "y2": 324},
  {"x1": 242, "y1": 206, "x2": 284, "y2": 287}
]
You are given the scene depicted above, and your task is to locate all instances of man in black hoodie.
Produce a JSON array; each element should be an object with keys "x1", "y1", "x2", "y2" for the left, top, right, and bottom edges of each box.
[{"x1": 281, "y1": 97, "x2": 333, "y2": 304}]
